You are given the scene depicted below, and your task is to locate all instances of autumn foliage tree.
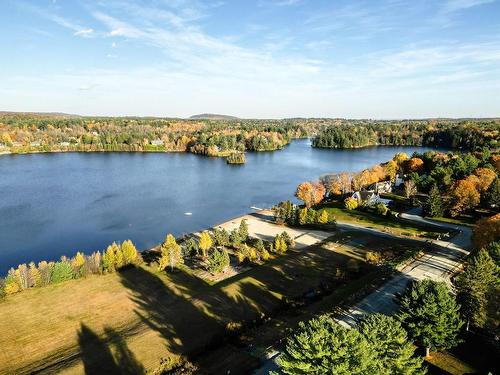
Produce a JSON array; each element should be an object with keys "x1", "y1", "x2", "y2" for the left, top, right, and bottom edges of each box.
[
  {"x1": 450, "y1": 179, "x2": 480, "y2": 216},
  {"x1": 198, "y1": 231, "x2": 213, "y2": 257},
  {"x1": 295, "y1": 181, "x2": 325, "y2": 208},
  {"x1": 158, "y1": 234, "x2": 183, "y2": 272},
  {"x1": 473, "y1": 167, "x2": 497, "y2": 193},
  {"x1": 405, "y1": 158, "x2": 424, "y2": 173},
  {"x1": 473, "y1": 213, "x2": 500, "y2": 249}
]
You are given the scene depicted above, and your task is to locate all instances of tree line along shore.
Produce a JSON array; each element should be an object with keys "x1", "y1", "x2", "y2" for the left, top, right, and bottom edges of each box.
[{"x1": 0, "y1": 113, "x2": 498, "y2": 161}]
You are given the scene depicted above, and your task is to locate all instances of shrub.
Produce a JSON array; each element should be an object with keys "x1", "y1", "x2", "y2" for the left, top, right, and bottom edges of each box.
[
  {"x1": 4, "y1": 271, "x2": 20, "y2": 295},
  {"x1": 51, "y1": 261, "x2": 74, "y2": 283},
  {"x1": 274, "y1": 234, "x2": 288, "y2": 254},
  {"x1": 366, "y1": 251, "x2": 383, "y2": 264},
  {"x1": 318, "y1": 210, "x2": 329, "y2": 224},
  {"x1": 344, "y1": 197, "x2": 358, "y2": 210},
  {"x1": 375, "y1": 203, "x2": 389, "y2": 216},
  {"x1": 261, "y1": 248, "x2": 271, "y2": 261},
  {"x1": 298, "y1": 208, "x2": 308, "y2": 225},
  {"x1": 208, "y1": 248, "x2": 230, "y2": 274},
  {"x1": 281, "y1": 231, "x2": 294, "y2": 248}
]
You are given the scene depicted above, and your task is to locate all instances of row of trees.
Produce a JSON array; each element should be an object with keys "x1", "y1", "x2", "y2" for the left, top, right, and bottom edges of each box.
[
  {"x1": 272, "y1": 201, "x2": 334, "y2": 226},
  {"x1": 277, "y1": 279, "x2": 468, "y2": 374},
  {"x1": 0, "y1": 240, "x2": 141, "y2": 297},
  {"x1": 155, "y1": 220, "x2": 295, "y2": 276}
]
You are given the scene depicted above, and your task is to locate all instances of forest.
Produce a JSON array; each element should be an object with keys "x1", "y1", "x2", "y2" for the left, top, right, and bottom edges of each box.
[{"x1": 312, "y1": 120, "x2": 499, "y2": 150}]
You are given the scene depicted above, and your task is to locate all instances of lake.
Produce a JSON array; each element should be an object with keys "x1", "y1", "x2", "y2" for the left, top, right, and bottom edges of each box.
[{"x1": 0, "y1": 140, "x2": 443, "y2": 274}]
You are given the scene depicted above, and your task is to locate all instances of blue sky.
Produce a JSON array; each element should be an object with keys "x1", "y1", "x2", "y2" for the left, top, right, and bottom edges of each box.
[{"x1": 1, "y1": 0, "x2": 499, "y2": 118}]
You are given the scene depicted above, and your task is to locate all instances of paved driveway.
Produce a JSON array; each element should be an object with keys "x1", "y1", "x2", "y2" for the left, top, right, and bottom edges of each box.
[{"x1": 253, "y1": 213, "x2": 472, "y2": 373}]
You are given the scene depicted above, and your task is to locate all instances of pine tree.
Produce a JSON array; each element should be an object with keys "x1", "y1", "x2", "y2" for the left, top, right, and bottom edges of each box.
[
  {"x1": 198, "y1": 231, "x2": 213, "y2": 257},
  {"x1": 398, "y1": 280, "x2": 463, "y2": 357},
  {"x1": 277, "y1": 315, "x2": 377, "y2": 374},
  {"x1": 208, "y1": 248, "x2": 230, "y2": 274},
  {"x1": 486, "y1": 178, "x2": 500, "y2": 209},
  {"x1": 455, "y1": 249, "x2": 499, "y2": 330},
  {"x1": 358, "y1": 314, "x2": 426, "y2": 375},
  {"x1": 238, "y1": 219, "x2": 249, "y2": 242},
  {"x1": 158, "y1": 234, "x2": 183, "y2": 272},
  {"x1": 425, "y1": 184, "x2": 444, "y2": 217}
]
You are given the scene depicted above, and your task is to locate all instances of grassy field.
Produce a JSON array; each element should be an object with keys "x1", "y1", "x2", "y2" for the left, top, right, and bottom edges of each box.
[
  {"x1": 0, "y1": 230, "x2": 416, "y2": 374},
  {"x1": 317, "y1": 201, "x2": 448, "y2": 238}
]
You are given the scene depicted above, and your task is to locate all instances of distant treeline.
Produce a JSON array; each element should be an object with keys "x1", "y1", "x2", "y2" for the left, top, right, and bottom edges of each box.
[
  {"x1": 312, "y1": 120, "x2": 499, "y2": 150},
  {"x1": 0, "y1": 114, "x2": 307, "y2": 157},
  {"x1": 1, "y1": 114, "x2": 499, "y2": 157}
]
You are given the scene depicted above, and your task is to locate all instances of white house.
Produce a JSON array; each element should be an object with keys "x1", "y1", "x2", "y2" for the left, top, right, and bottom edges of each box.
[
  {"x1": 351, "y1": 191, "x2": 392, "y2": 206},
  {"x1": 151, "y1": 139, "x2": 164, "y2": 146}
]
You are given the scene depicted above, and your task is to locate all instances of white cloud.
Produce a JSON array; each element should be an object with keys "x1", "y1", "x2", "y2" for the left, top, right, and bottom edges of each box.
[
  {"x1": 73, "y1": 28, "x2": 94, "y2": 37},
  {"x1": 443, "y1": 0, "x2": 495, "y2": 13}
]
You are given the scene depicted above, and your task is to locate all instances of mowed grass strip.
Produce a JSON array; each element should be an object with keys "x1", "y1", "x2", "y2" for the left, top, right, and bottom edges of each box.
[
  {"x1": 317, "y1": 201, "x2": 447, "y2": 237},
  {"x1": 0, "y1": 231, "x2": 412, "y2": 374}
]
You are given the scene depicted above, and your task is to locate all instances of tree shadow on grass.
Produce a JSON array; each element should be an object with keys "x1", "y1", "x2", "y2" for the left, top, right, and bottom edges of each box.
[
  {"x1": 117, "y1": 240, "x2": 390, "y2": 372},
  {"x1": 77, "y1": 324, "x2": 145, "y2": 375}
]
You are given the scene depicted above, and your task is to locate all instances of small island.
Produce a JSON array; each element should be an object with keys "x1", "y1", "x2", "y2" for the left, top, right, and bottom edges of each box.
[{"x1": 226, "y1": 152, "x2": 246, "y2": 164}]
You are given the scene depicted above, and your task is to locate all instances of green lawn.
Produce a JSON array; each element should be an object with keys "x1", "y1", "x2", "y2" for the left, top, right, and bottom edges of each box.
[
  {"x1": 317, "y1": 201, "x2": 447, "y2": 238},
  {"x1": 426, "y1": 216, "x2": 476, "y2": 227},
  {"x1": 0, "y1": 230, "x2": 411, "y2": 375}
]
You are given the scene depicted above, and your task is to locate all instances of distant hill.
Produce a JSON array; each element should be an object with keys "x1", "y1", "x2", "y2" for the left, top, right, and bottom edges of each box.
[{"x1": 189, "y1": 113, "x2": 239, "y2": 120}]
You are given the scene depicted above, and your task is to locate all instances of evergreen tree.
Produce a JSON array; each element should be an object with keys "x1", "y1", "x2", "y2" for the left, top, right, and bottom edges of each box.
[
  {"x1": 486, "y1": 178, "x2": 500, "y2": 210},
  {"x1": 51, "y1": 261, "x2": 74, "y2": 283},
  {"x1": 276, "y1": 315, "x2": 377, "y2": 374},
  {"x1": 229, "y1": 229, "x2": 242, "y2": 249},
  {"x1": 455, "y1": 249, "x2": 499, "y2": 330},
  {"x1": 238, "y1": 219, "x2": 249, "y2": 242},
  {"x1": 207, "y1": 248, "x2": 230, "y2": 274},
  {"x1": 485, "y1": 241, "x2": 500, "y2": 267},
  {"x1": 358, "y1": 314, "x2": 426, "y2": 375},
  {"x1": 398, "y1": 280, "x2": 463, "y2": 357},
  {"x1": 425, "y1": 184, "x2": 444, "y2": 217},
  {"x1": 158, "y1": 234, "x2": 183, "y2": 272}
]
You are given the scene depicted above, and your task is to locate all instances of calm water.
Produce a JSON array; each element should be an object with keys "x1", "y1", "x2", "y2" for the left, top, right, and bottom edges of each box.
[{"x1": 0, "y1": 140, "x2": 442, "y2": 274}]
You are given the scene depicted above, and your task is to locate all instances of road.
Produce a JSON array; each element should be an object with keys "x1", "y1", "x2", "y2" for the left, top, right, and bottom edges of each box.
[{"x1": 253, "y1": 213, "x2": 472, "y2": 374}]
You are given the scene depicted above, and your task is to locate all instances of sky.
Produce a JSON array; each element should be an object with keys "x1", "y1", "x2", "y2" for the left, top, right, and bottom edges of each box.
[{"x1": 0, "y1": 0, "x2": 499, "y2": 118}]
